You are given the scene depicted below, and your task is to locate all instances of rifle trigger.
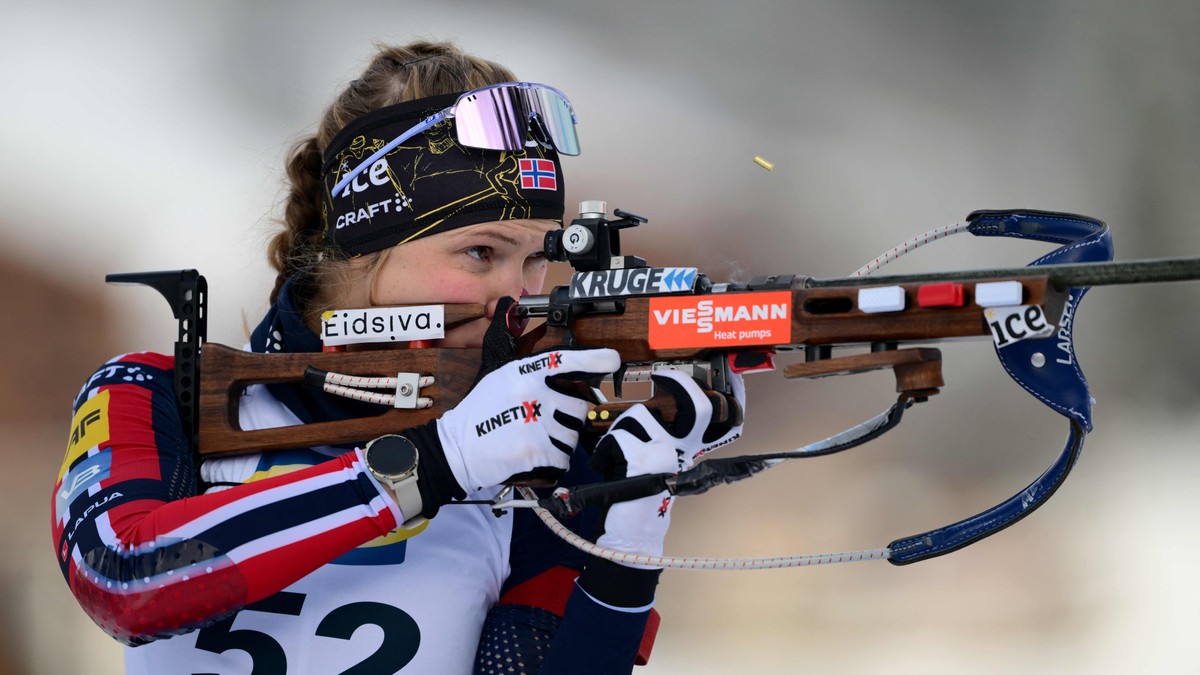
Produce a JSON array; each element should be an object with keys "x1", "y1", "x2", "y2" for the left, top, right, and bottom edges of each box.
[{"x1": 612, "y1": 364, "x2": 628, "y2": 399}]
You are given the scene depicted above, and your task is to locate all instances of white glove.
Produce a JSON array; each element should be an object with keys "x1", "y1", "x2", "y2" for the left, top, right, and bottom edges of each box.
[
  {"x1": 592, "y1": 370, "x2": 715, "y2": 567},
  {"x1": 437, "y1": 348, "x2": 620, "y2": 492}
]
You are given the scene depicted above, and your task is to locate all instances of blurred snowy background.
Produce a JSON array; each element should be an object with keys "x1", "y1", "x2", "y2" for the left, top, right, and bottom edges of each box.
[{"x1": 3, "y1": 1, "x2": 1199, "y2": 673}]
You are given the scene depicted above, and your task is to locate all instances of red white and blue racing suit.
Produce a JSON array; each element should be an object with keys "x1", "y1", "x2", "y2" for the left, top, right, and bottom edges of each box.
[{"x1": 52, "y1": 277, "x2": 658, "y2": 674}]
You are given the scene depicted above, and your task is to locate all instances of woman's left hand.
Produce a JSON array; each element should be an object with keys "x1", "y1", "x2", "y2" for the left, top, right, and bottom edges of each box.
[{"x1": 589, "y1": 370, "x2": 720, "y2": 567}]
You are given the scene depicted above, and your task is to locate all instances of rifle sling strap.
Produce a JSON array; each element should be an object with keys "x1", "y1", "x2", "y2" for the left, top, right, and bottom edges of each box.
[{"x1": 888, "y1": 209, "x2": 1113, "y2": 564}]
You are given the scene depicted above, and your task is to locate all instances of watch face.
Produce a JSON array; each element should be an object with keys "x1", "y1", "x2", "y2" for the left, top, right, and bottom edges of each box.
[{"x1": 366, "y1": 435, "x2": 418, "y2": 477}]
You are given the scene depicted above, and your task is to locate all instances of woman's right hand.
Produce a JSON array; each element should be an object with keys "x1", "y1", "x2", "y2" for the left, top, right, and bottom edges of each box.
[
  {"x1": 403, "y1": 295, "x2": 618, "y2": 518},
  {"x1": 435, "y1": 347, "x2": 620, "y2": 493}
]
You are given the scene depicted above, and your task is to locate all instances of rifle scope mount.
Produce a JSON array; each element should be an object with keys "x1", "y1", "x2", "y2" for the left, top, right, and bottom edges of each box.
[{"x1": 544, "y1": 200, "x2": 648, "y2": 272}]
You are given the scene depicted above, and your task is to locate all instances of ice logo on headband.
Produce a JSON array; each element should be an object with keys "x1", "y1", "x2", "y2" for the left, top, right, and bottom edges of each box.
[
  {"x1": 334, "y1": 136, "x2": 393, "y2": 199},
  {"x1": 328, "y1": 134, "x2": 418, "y2": 231},
  {"x1": 334, "y1": 118, "x2": 463, "y2": 201}
]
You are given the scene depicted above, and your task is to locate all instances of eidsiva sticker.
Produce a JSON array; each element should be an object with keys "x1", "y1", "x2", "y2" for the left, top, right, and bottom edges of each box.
[
  {"x1": 321, "y1": 306, "x2": 445, "y2": 346},
  {"x1": 648, "y1": 292, "x2": 792, "y2": 349},
  {"x1": 984, "y1": 304, "x2": 1055, "y2": 347}
]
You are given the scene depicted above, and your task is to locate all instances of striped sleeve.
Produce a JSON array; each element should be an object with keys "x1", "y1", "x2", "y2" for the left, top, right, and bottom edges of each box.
[{"x1": 50, "y1": 352, "x2": 401, "y2": 645}]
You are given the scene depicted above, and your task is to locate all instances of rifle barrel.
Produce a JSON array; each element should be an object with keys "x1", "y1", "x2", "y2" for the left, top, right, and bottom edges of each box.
[{"x1": 805, "y1": 257, "x2": 1200, "y2": 291}]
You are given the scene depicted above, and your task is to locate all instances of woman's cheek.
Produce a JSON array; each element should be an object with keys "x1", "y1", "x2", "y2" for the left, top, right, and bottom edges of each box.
[
  {"x1": 426, "y1": 275, "x2": 488, "y2": 305},
  {"x1": 526, "y1": 261, "x2": 550, "y2": 293}
]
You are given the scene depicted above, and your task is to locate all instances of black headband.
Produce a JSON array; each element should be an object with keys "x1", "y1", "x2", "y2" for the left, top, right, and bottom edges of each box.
[{"x1": 320, "y1": 93, "x2": 566, "y2": 256}]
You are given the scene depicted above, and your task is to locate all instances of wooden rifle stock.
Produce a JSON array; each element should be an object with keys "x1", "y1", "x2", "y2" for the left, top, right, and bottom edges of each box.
[
  {"x1": 198, "y1": 344, "x2": 475, "y2": 457},
  {"x1": 195, "y1": 273, "x2": 1068, "y2": 458},
  {"x1": 197, "y1": 303, "x2": 487, "y2": 457}
]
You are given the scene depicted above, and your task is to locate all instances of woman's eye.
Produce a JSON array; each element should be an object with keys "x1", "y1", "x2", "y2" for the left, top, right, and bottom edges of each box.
[{"x1": 465, "y1": 246, "x2": 492, "y2": 262}]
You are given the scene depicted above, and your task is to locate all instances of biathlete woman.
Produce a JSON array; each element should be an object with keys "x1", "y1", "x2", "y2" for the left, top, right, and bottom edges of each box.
[{"x1": 52, "y1": 41, "x2": 741, "y2": 674}]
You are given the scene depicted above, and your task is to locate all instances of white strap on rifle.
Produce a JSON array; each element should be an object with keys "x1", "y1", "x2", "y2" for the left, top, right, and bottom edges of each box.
[
  {"x1": 318, "y1": 371, "x2": 435, "y2": 409},
  {"x1": 517, "y1": 486, "x2": 888, "y2": 570},
  {"x1": 850, "y1": 221, "x2": 970, "y2": 277},
  {"x1": 508, "y1": 407, "x2": 903, "y2": 570}
]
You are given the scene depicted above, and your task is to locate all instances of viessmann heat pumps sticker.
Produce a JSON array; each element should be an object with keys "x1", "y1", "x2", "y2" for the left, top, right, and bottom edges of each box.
[{"x1": 648, "y1": 292, "x2": 792, "y2": 349}]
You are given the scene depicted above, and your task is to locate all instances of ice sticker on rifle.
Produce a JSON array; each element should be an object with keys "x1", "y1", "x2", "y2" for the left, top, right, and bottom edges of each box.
[
  {"x1": 648, "y1": 291, "x2": 792, "y2": 349},
  {"x1": 984, "y1": 305, "x2": 1054, "y2": 348},
  {"x1": 321, "y1": 305, "x2": 445, "y2": 346},
  {"x1": 569, "y1": 267, "x2": 698, "y2": 300}
]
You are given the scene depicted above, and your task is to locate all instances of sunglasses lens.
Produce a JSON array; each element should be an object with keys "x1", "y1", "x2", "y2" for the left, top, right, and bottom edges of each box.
[
  {"x1": 454, "y1": 85, "x2": 579, "y2": 156},
  {"x1": 454, "y1": 86, "x2": 530, "y2": 151},
  {"x1": 527, "y1": 87, "x2": 580, "y2": 156}
]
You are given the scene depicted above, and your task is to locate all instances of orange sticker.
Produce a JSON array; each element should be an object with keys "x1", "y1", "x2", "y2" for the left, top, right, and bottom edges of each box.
[{"x1": 648, "y1": 292, "x2": 792, "y2": 349}]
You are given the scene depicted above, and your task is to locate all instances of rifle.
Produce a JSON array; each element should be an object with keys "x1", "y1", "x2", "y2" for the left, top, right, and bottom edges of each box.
[{"x1": 109, "y1": 206, "x2": 1200, "y2": 566}]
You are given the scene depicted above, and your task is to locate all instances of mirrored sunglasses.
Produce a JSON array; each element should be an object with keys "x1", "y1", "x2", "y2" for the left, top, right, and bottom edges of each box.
[{"x1": 332, "y1": 82, "x2": 579, "y2": 196}]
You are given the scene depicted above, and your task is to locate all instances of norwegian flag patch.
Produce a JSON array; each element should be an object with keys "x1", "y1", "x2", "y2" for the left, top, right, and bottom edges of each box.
[{"x1": 519, "y1": 158, "x2": 558, "y2": 190}]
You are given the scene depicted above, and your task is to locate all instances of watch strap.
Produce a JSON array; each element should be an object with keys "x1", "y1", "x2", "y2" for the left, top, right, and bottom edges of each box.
[
  {"x1": 388, "y1": 473, "x2": 427, "y2": 529},
  {"x1": 365, "y1": 435, "x2": 428, "y2": 529}
]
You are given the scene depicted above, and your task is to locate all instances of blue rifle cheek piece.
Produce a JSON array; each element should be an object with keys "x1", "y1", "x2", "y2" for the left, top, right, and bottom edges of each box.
[{"x1": 888, "y1": 210, "x2": 1113, "y2": 565}]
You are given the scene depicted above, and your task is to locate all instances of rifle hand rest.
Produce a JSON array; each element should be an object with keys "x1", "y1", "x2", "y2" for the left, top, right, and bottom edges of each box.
[{"x1": 782, "y1": 348, "x2": 944, "y2": 397}]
